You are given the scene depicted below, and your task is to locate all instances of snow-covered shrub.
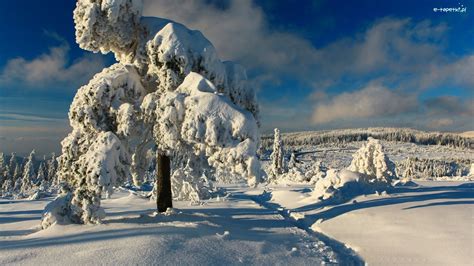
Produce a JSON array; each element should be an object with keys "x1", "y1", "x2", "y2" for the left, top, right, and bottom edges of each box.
[
  {"x1": 305, "y1": 161, "x2": 327, "y2": 185},
  {"x1": 171, "y1": 161, "x2": 212, "y2": 202},
  {"x1": 348, "y1": 137, "x2": 397, "y2": 184},
  {"x1": 312, "y1": 138, "x2": 396, "y2": 202},
  {"x1": 41, "y1": 186, "x2": 75, "y2": 229}
]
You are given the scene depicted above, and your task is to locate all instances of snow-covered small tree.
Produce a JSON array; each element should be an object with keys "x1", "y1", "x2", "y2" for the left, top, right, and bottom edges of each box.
[
  {"x1": 170, "y1": 159, "x2": 212, "y2": 202},
  {"x1": 12, "y1": 164, "x2": 23, "y2": 193},
  {"x1": 348, "y1": 137, "x2": 397, "y2": 184},
  {"x1": 1, "y1": 177, "x2": 13, "y2": 196},
  {"x1": 0, "y1": 153, "x2": 7, "y2": 188},
  {"x1": 44, "y1": 0, "x2": 261, "y2": 226},
  {"x1": 270, "y1": 128, "x2": 284, "y2": 178},
  {"x1": 288, "y1": 152, "x2": 297, "y2": 169},
  {"x1": 20, "y1": 150, "x2": 37, "y2": 195},
  {"x1": 312, "y1": 138, "x2": 397, "y2": 202},
  {"x1": 8, "y1": 153, "x2": 17, "y2": 178},
  {"x1": 47, "y1": 153, "x2": 58, "y2": 184},
  {"x1": 36, "y1": 162, "x2": 47, "y2": 189}
]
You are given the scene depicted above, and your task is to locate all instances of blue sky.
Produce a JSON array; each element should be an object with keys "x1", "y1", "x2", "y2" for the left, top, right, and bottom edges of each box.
[{"x1": 0, "y1": 0, "x2": 473, "y2": 156}]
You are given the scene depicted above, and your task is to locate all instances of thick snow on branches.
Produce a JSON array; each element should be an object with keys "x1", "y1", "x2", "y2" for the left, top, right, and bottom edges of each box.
[
  {"x1": 141, "y1": 73, "x2": 259, "y2": 183},
  {"x1": 270, "y1": 128, "x2": 284, "y2": 178},
  {"x1": 313, "y1": 138, "x2": 397, "y2": 201},
  {"x1": 44, "y1": 0, "x2": 260, "y2": 226},
  {"x1": 348, "y1": 137, "x2": 397, "y2": 184},
  {"x1": 74, "y1": 0, "x2": 143, "y2": 61}
]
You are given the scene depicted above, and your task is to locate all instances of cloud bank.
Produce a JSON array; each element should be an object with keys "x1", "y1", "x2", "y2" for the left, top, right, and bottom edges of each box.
[
  {"x1": 311, "y1": 85, "x2": 417, "y2": 124},
  {"x1": 0, "y1": 41, "x2": 105, "y2": 89},
  {"x1": 143, "y1": 0, "x2": 473, "y2": 132}
]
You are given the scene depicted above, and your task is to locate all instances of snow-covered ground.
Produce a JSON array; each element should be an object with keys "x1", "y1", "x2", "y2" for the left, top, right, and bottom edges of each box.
[
  {"x1": 1, "y1": 181, "x2": 472, "y2": 265},
  {"x1": 269, "y1": 181, "x2": 474, "y2": 265},
  {"x1": 0, "y1": 186, "x2": 361, "y2": 265}
]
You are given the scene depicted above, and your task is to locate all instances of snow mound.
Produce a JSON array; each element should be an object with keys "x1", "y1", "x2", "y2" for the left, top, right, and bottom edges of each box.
[
  {"x1": 313, "y1": 139, "x2": 396, "y2": 201},
  {"x1": 313, "y1": 169, "x2": 365, "y2": 201}
]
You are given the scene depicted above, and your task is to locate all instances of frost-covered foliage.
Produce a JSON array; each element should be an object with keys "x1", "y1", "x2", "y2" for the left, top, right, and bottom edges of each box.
[
  {"x1": 0, "y1": 153, "x2": 7, "y2": 188},
  {"x1": 20, "y1": 150, "x2": 36, "y2": 195},
  {"x1": 141, "y1": 72, "x2": 260, "y2": 185},
  {"x1": 399, "y1": 157, "x2": 471, "y2": 179},
  {"x1": 305, "y1": 161, "x2": 327, "y2": 184},
  {"x1": 261, "y1": 127, "x2": 473, "y2": 150},
  {"x1": 170, "y1": 160, "x2": 212, "y2": 202},
  {"x1": 56, "y1": 64, "x2": 148, "y2": 223},
  {"x1": 48, "y1": 0, "x2": 260, "y2": 226},
  {"x1": 0, "y1": 152, "x2": 59, "y2": 199},
  {"x1": 288, "y1": 152, "x2": 297, "y2": 169},
  {"x1": 269, "y1": 128, "x2": 285, "y2": 178},
  {"x1": 348, "y1": 138, "x2": 397, "y2": 184},
  {"x1": 73, "y1": 0, "x2": 143, "y2": 62},
  {"x1": 41, "y1": 186, "x2": 74, "y2": 229},
  {"x1": 312, "y1": 138, "x2": 396, "y2": 202},
  {"x1": 47, "y1": 153, "x2": 58, "y2": 186}
]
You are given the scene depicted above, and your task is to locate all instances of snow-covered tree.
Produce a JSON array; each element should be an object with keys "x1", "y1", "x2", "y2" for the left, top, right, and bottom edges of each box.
[
  {"x1": 12, "y1": 164, "x2": 23, "y2": 193},
  {"x1": 44, "y1": 0, "x2": 260, "y2": 226},
  {"x1": 312, "y1": 138, "x2": 397, "y2": 202},
  {"x1": 347, "y1": 138, "x2": 397, "y2": 184},
  {"x1": 288, "y1": 152, "x2": 297, "y2": 169},
  {"x1": 36, "y1": 162, "x2": 47, "y2": 188},
  {"x1": 8, "y1": 153, "x2": 17, "y2": 178},
  {"x1": 47, "y1": 153, "x2": 58, "y2": 184},
  {"x1": 270, "y1": 128, "x2": 284, "y2": 178},
  {"x1": 20, "y1": 150, "x2": 37, "y2": 195},
  {"x1": 0, "y1": 153, "x2": 7, "y2": 188}
]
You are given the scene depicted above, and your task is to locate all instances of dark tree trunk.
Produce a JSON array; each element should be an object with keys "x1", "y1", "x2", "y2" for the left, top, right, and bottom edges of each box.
[{"x1": 156, "y1": 153, "x2": 172, "y2": 212}]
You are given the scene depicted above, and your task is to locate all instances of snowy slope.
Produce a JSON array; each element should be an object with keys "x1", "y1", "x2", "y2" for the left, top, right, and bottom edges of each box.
[
  {"x1": 268, "y1": 181, "x2": 474, "y2": 265},
  {"x1": 0, "y1": 187, "x2": 361, "y2": 265}
]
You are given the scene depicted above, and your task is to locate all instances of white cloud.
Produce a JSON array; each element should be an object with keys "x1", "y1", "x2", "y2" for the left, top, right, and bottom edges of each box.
[
  {"x1": 312, "y1": 84, "x2": 418, "y2": 124},
  {"x1": 142, "y1": 0, "x2": 320, "y2": 82},
  {"x1": 0, "y1": 42, "x2": 105, "y2": 88},
  {"x1": 142, "y1": 1, "x2": 472, "y2": 91}
]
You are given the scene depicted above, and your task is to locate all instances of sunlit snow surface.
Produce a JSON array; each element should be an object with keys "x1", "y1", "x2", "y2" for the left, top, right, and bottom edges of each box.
[{"x1": 1, "y1": 181, "x2": 472, "y2": 265}]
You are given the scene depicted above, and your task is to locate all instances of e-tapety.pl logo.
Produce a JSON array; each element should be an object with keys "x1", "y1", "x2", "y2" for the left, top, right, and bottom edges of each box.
[{"x1": 433, "y1": 3, "x2": 467, "y2": 13}]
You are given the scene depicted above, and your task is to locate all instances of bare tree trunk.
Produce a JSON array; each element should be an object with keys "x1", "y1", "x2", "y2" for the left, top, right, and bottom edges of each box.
[{"x1": 156, "y1": 153, "x2": 172, "y2": 212}]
